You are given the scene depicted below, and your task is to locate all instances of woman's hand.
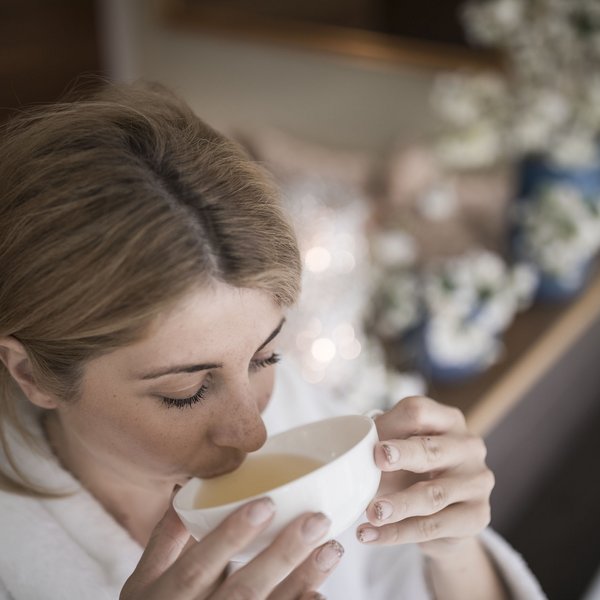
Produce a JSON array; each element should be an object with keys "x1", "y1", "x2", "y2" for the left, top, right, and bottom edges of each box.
[
  {"x1": 121, "y1": 497, "x2": 343, "y2": 600},
  {"x1": 357, "y1": 395, "x2": 495, "y2": 559},
  {"x1": 357, "y1": 396, "x2": 508, "y2": 599}
]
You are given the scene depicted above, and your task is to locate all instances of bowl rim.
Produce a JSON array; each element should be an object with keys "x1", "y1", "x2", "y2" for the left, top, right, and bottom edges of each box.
[{"x1": 174, "y1": 413, "x2": 377, "y2": 515}]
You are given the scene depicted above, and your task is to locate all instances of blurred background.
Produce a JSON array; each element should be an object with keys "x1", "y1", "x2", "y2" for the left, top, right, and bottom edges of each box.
[{"x1": 3, "y1": 0, "x2": 600, "y2": 596}]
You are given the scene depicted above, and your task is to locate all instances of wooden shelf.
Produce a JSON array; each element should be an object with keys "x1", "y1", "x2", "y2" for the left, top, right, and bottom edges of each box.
[
  {"x1": 160, "y1": 0, "x2": 501, "y2": 72},
  {"x1": 428, "y1": 269, "x2": 600, "y2": 436}
]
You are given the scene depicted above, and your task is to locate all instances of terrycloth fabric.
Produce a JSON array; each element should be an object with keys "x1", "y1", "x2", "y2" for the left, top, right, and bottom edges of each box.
[
  {"x1": 0, "y1": 405, "x2": 142, "y2": 600},
  {"x1": 0, "y1": 361, "x2": 547, "y2": 599}
]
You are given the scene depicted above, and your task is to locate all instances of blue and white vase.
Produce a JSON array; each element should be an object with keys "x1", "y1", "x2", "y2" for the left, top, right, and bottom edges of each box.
[
  {"x1": 402, "y1": 321, "x2": 498, "y2": 384},
  {"x1": 535, "y1": 259, "x2": 593, "y2": 303},
  {"x1": 517, "y1": 154, "x2": 600, "y2": 201}
]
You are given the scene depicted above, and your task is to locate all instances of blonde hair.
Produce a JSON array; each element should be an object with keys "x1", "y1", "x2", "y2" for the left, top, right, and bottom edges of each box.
[{"x1": 0, "y1": 81, "x2": 301, "y2": 495}]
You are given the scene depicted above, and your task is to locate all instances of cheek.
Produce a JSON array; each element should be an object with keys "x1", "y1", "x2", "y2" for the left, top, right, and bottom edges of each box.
[
  {"x1": 64, "y1": 377, "x2": 180, "y2": 456},
  {"x1": 64, "y1": 392, "x2": 213, "y2": 471},
  {"x1": 63, "y1": 393, "x2": 152, "y2": 448}
]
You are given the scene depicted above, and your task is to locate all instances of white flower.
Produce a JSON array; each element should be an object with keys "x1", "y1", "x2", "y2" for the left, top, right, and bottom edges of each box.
[
  {"x1": 431, "y1": 73, "x2": 507, "y2": 128},
  {"x1": 424, "y1": 316, "x2": 501, "y2": 368},
  {"x1": 582, "y1": 77, "x2": 600, "y2": 129},
  {"x1": 531, "y1": 89, "x2": 571, "y2": 127},
  {"x1": 509, "y1": 88, "x2": 572, "y2": 153},
  {"x1": 463, "y1": 0, "x2": 524, "y2": 44},
  {"x1": 372, "y1": 245, "x2": 533, "y2": 376},
  {"x1": 547, "y1": 129, "x2": 600, "y2": 168},
  {"x1": 436, "y1": 121, "x2": 503, "y2": 169},
  {"x1": 438, "y1": 0, "x2": 600, "y2": 164},
  {"x1": 374, "y1": 272, "x2": 421, "y2": 337},
  {"x1": 470, "y1": 293, "x2": 516, "y2": 335},
  {"x1": 489, "y1": 0, "x2": 525, "y2": 30},
  {"x1": 509, "y1": 263, "x2": 539, "y2": 309},
  {"x1": 422, "y1": 250, "x2": 529, "y2": 337},
  {"x1": 423, "y1": 266, "x2": 476, "y2": 321},
  {"x1": 467, "y1": 250, "x2": 507, "y2": 291},
  {"x1": 511, "y1": 117, "x2": 554, "y2": 155},
  {"x1": 520, "y1": 184, "x2": 600, "y2": 276},
  {"x1": 431, "y1": 75, "x2": 484, "y2": 127}
]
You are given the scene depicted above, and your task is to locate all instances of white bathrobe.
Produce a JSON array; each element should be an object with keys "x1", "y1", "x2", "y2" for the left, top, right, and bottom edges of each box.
[{"x1": 0, "y1": 362, "x2": 547, "y2": 599}]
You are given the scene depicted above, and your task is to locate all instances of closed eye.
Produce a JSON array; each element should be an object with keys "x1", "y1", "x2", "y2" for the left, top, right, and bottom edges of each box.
[
  {"x1": 249, "y1": 352, "x2": 281, "y2": 372},
  {"x1": 160, "y1": 353, "x2": 280, "y2": 409},
  {"x1": 161, "y1": 384, "x2": 208, "y2": 409}
]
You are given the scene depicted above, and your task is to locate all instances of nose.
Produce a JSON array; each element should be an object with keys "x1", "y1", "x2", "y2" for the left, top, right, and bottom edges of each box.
[{"x1": 210, "y1": 381, "x2": 268, "y2": 453}]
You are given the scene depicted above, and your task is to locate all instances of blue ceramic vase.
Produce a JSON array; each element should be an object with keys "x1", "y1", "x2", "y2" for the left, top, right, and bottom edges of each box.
[{"x1": 513, "y1": 154, "x2": 600, "y2": 302}]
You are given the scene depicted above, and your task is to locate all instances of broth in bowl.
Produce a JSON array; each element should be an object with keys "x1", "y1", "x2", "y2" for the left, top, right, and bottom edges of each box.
[{"x1": 194, "y1": 453, "x2": 325, "y2": 508}]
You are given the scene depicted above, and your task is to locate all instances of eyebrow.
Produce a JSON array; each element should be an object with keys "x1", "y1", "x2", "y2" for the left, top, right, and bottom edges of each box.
[{"x1": 138, "y1": 317, "x2": 285, "y2": 380}]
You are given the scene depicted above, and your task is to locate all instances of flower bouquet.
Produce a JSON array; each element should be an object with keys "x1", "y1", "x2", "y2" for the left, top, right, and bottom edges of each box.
[
  {"x1": 514, "y1": 182, "x2": 600, "y2": 299},
  {"x1": 370, "y1": 246, "x2": 537, "y2": 382}
]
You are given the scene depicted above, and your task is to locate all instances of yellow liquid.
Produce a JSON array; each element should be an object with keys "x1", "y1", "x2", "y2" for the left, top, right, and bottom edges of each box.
[{"x1": 194, "y1": 453, "x2": 324, "y2": 508}]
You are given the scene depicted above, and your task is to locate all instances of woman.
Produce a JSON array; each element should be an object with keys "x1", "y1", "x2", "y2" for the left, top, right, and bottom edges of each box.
[{"x1": 0, "y1": 82, "x2": 545, "y2": 599}]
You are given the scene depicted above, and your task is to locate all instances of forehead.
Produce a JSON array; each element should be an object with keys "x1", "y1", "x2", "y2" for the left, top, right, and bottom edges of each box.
[
  {"x1": 144, "y1": 283, "x2": 279, "y2": 349},
  {"x1": 88, "y1": 283, "x2": 283, "y2": 376}
]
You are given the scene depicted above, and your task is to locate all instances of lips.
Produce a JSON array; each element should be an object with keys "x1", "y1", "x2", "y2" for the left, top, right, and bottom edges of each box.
[{"x1": 196, "y1": 451, "x2": 247, "y2": 479}]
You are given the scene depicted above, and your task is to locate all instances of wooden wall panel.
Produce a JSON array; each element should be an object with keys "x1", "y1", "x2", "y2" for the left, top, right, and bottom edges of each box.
[{"x1": 0, "y1": 0, "x2": 102, "y2": 122}]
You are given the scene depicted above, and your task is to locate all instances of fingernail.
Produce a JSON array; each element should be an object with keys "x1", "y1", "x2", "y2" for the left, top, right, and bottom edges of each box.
[
  {"x1": 374, "y1": 500, "x2": 393, "y2": 521},
  {"x1": 357, "y1": 526, "x2": 380, "y2": 543},
  {"x1": 302, "y1": 513, "x2": 331, "y2": 544},
  {"x1": 315, "y1": 540, "x2": 344, "y2": 572},
  {"x1": 246, "y1": 498, "x2": 276, "y2": 526},
  {"x1": 382, "y1": 443, "x2": 399, "y2": 464},
  {"x1": 308, "y1": 593, "x2": 326, "y2": 600}
]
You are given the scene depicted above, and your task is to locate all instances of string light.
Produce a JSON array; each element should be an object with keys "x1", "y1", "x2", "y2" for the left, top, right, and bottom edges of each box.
[
  {"x1": 305, "y1": 246, "x2": 332, "y2": 272},
  {"x1": 311, "y1": 337, "x2": 336, "y2": 362},
  {"x1": 279, "y1": 178, "x2": 390, "y2": 412}
]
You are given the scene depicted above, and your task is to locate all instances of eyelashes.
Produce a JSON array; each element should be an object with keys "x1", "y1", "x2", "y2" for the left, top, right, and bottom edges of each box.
[
  {"x1": 161, "y1": 384, "x2": 208, "y2": 409},
  {"x1": 249, "y1": 352, "x2": 281, "y2": 372},
  {"x1": 160, "y1": 352, "x2": 281, "y2": 409}
]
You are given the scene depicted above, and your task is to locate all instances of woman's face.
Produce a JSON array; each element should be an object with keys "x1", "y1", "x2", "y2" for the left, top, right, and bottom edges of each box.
[{"x1": 54, "y1": 282, "x2": 284, "y2": 487}]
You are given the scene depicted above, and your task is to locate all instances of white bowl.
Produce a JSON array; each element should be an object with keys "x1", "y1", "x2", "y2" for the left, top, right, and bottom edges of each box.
[{"x1": 173, "y1": 414, "x2": 381, "y2": 561}]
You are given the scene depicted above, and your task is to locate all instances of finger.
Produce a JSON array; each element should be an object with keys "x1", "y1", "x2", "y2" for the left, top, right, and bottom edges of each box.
[
  {"x1": 374, "y1": 433, "x2": 487, "y2": 473},
  {"x1": 375, "y1": 396, "x2": 466, "y2": 440},
  {"x1": 213, "y1": 512, "x2": 331, "y2": 599},
  {"x1": 356, "y1": 501, "x2": 492, "y2": 546},
  {"x1": 126, "y1": 501, "x2": 191, "y2": 591},
  {"x1": 152, "y1": 497, "x2": 276, "y2": 599},
  {"x1": 365, "y1": 470, "x2": 495, "y2": 526},
  {"x1": 269, "y1": 540, "x2": 344, "y2": 600}
]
